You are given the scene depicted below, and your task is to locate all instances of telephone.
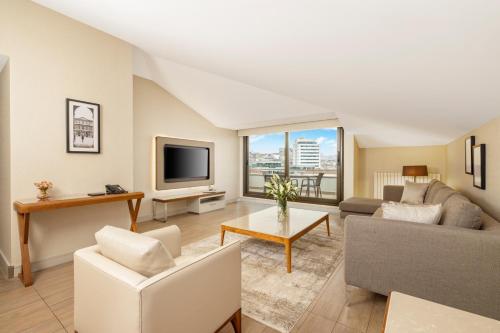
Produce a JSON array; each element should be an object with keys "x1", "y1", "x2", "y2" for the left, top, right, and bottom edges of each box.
[{"x1": 105, "y1": 184, "x2": 128, "y2": 195}]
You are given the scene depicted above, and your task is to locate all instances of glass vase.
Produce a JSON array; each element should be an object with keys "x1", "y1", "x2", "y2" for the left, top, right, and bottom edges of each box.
[{"x1": 277, "y1": 200, "x2": 288, "y2": 221}]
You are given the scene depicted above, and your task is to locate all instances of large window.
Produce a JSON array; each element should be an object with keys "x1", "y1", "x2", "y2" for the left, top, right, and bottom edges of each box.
[{"x1": 244, "y1": 127, "x2": 343, "y2": 205}]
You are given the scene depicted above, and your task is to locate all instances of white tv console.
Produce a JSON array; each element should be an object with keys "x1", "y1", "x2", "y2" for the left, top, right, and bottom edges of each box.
[{"x1": 152, "y1": 191, "x2": 226, "y2": 222}]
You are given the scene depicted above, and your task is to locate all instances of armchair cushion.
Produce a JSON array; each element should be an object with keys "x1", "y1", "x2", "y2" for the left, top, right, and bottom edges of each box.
[
  {"x1": 143, "y1": 225, "x2": 182, "y2": 258},
  {"x1": 95, "y1": 226, "x2": 175, "y2": 277}
]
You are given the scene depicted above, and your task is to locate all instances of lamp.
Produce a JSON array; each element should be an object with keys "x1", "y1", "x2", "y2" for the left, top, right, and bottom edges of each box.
[{"x1": 402, "y1": 165, "x2": 428, "y2": 182}]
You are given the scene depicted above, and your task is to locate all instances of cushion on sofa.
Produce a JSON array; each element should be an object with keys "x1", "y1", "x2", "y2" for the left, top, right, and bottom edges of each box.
[
  {"x1": 400, "y1": 181, "x2": 429, "y2": 204},
  {"x1": 424, "y1": 180, "x2": 446, "y2": 203},
  {"x1": 339, "y1": 197, "x2": 384, "y2": 214},
  {"x1": 431, "y1": 186, "x2": 456, "y2": 205},
  {"x1": 441, "y1": 194, "x2": 482, "y2": 229},
  {"x1": 95, "y1": 225, "x2": 175, "y2": 277},
  {"x1": 381, "y1": 202, "x2": 443, "y2": 225}
]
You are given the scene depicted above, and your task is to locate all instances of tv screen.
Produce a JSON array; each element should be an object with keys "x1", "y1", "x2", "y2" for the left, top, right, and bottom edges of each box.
[{"x1": 164, "y1": 145, "x2": 209, "y2": 182}]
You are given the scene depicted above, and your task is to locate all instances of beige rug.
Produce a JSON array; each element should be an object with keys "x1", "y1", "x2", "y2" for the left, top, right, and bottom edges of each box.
[{"x1": 181, "y1": 222, "x2": 344, "y2": 332}]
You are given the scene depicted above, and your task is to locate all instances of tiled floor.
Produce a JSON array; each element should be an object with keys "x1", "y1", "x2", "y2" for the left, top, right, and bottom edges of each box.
[{"x1": 0, "y1": 201, "x2": 386, "y2": 333}]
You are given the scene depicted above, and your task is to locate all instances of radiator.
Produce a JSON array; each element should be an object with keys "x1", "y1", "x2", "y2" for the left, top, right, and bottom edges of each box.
[{"x1": 373, "y1": 171, "x2": 441, "y2": 199}]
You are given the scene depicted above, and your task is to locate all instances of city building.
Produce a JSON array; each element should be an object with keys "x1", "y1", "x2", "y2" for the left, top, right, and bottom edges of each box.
[{"x1": 293, "y1": 138, "x2": 320, "y2": 168}]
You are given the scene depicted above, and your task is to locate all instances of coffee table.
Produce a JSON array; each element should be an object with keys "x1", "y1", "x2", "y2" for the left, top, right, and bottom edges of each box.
[
  {"x1": 382, "y1": 292, "x2": 500, "y2": 332},
  {"x1": 220, "y1": 207, "x2": 330, "y2": 273}
]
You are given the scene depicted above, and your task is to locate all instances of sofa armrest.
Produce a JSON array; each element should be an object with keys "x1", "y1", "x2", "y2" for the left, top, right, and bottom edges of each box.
[
  {"x1": 344, "y1": 216, "x2": 500, "y2": 320},
  {"x1": 142, "y1": 225, "x2": 181, "y2": 257},
  {"x1": 383, "y1": 185, "x2": 404, "y2": 202},
  {"x1": 138, "y1": 240, "x2": 241, "y2": 333},
  {"x1": 74, "y1": 246, "x2": 146, "y2": 333}
]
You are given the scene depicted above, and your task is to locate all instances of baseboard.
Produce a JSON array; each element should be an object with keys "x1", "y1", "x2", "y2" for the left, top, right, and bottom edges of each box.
[
  {"x1": 238, "y1": 196, "x2": 340, "y2": 213},
  {"x1": 0, "y1": 249, "x2": 14, "y2": 279},
  {"x1": 13, "y1": 252, "x2": 74, "y2": 277}
]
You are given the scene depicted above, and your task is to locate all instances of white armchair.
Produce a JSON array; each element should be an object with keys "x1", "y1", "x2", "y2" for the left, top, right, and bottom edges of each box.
[{"x1": 74, "y1": 225, "x2": 241, "y2": 333}]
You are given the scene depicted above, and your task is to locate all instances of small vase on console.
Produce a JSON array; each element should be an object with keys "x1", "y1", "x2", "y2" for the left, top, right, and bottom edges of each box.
[{"x1": 34, "y1": 180, "x2": 53, "y2": 200}]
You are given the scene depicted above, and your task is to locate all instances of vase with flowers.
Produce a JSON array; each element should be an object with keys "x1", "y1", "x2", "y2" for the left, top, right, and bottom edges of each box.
[
  {"x1": 34, "y1": 180, "x2": 53, "y2": 200},
  {"x1": 264, "y1": 174, "x2": 299, "y2": 221}
]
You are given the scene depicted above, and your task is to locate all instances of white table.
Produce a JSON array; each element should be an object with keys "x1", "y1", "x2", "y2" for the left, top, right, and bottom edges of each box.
[{"x1": 383, "y1": 292, "x2": 500, "y2": 333}]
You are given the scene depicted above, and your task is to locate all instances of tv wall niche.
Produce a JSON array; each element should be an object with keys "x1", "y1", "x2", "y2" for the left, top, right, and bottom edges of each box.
[{"x1": 155, "y1": 136, "x2": 215, "y2": 190}]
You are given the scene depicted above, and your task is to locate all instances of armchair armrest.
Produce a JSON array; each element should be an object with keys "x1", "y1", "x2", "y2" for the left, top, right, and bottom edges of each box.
[
  {"x1": 138, "y1": 240, "x2": 241, "y2": 333},
  {"x1": 344, "y1": 216, "x2": 500, "y2": 319},
  {"x1": 74, "y1": 246, "x2": 146, "y2": 333},
  {"x1": 142, "y1": 225, "x2": 181, "y2": 257},
  {"x1": 383, "y1": 185, "x2": 404, "y2": 201}
]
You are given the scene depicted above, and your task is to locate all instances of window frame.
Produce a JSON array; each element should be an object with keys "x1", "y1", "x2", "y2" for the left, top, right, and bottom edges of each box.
[{"x1": 243, "y1": 127, "x2": 344, "y2": 206}]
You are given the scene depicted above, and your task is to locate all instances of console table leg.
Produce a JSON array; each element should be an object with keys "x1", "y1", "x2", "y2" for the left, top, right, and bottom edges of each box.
[
  {"x1": 17, "y1": 213, "x2": 33, "y2": 287},
  {"x1": 127, "y1": 199, "x2": 142, "y2": 232}
]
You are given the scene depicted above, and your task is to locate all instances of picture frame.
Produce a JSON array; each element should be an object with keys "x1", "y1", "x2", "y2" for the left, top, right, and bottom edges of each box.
[
  {"x1": 473, "y1": 144, "x2": 486, "y2": 189},
  {"x1": 465, "y1": 136, "x2": 475, "y2": 174},
  {"x1": 66, "y1": 98, "x2": 100, "y2": 153}
]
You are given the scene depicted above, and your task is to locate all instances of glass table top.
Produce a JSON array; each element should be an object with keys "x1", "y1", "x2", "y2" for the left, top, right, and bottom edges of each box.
[{"x1": 221, "y1": 207, "x2": 328, "y2": 239}]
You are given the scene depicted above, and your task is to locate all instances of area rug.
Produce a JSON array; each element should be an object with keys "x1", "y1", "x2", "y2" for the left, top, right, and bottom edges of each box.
[{"x1": 181, "y1": 222, "x2": 344, "y2": 332}]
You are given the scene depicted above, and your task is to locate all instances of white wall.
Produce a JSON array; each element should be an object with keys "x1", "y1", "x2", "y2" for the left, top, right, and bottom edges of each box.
[
  {"x1": 133, "y1": 76, "x2": 240, "y2": 220},
  {"x1": 447, "y1": 117, "x2": 500, "y2": 220},
  {"x1": 343, "y1": 133, "x2": 355, "y2": 199},
  {"x1": 0, "y1": 0, "x2": 134, "y2": 269},
  {"x1": 0, "y1": 60, "x2": 11, "y2": 274}
]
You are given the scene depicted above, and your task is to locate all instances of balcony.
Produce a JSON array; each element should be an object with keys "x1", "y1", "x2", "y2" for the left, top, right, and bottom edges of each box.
[{"x1": 248, "y1": 170, "x2": 337, "y2": 200}]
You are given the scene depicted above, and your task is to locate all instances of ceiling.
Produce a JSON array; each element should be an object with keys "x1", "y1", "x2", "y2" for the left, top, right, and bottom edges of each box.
[{"x1": 34, "y1": 0, "x2": 500, "y2": 147}]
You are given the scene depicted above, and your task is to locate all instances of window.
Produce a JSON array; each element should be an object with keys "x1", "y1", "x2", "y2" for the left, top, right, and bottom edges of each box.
[
  {"x1": 244, "y1": 128, "x2": 343, "y2": 205},
  {"x1": 246, "y1": 133, "x2": 285, "y2": 193}
]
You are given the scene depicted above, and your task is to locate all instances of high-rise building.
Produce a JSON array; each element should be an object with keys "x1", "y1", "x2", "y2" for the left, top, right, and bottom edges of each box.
[{"x1": 293, "y1": 138, "x2": 320, "y2": 168}]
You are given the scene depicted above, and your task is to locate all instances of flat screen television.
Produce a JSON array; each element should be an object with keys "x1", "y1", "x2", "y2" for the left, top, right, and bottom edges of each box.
[{"x1": 164, "y1": 145, "x2": 209, "y2": 182}]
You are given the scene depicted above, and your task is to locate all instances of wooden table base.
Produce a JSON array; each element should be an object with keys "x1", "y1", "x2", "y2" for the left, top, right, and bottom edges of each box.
[
  {"x1": 14, "y1": 193, "x2": 143, "y2": 287},
  {"x1": 221, "y1": 214, "x2": 330, "y2": 273}
]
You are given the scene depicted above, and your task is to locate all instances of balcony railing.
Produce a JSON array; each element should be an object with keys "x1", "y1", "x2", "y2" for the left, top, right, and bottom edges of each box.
[{"x1": 248, "y1": 171, "x2": 337, "y2": 200}]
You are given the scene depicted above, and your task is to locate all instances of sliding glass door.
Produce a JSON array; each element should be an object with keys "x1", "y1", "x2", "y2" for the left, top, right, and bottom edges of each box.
[{"x1": 244, "y1": 127, "x2": 343, "y2": 205}]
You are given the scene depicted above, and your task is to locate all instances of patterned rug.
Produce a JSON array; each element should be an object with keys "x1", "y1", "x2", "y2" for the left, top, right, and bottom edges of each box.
[{"x1": 181, "y1": 221, "x2": 344, "y2": 332}]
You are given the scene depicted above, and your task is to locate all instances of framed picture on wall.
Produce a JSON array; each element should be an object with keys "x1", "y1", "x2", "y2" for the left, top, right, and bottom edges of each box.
[
  {"x1": 465, "y1": 136, "x2": 475, "y2": 174},
  {"x1": 66, "y1": 98, "x2": 100, "y2": 153},
  {"x1": 473, "y1": 144, "x2": 486, "y2": 189}
]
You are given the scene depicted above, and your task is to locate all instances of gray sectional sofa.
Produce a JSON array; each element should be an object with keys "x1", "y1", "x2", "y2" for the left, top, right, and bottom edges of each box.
[{"x1": 341, "y1": 180, "x2": 500, "y2": 320}]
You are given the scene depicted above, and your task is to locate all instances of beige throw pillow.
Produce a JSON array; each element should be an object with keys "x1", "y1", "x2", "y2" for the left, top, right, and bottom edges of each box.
[
  {"x1": 95, "y1": 225, "x2": 175, "y2": 277},
  {"x1": 382, "y1": 202, "x2": 443, "y2": 225},
  {"x1": 400, "y1": 181, "x2": 429, "y2": 204},
  {"x1": 441, "y1": 194, "x2": 482, "y2": 229}
]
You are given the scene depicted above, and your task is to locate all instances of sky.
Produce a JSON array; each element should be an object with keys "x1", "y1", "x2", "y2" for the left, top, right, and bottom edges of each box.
[{"x1": 249, "y1": 128, "x2": 337, "y2": 155}]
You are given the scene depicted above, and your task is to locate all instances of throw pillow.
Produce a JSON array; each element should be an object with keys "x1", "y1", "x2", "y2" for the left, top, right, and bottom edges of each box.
[
  {"x1": 400, "y1": 181, "x2": 429, "y2": 204},
  {"x1": 441, "y1": 194, "x2": 482, "y2": 229},
  {"x1": 382, "y1": 202, "x2": 443, "y2": 224},
  {"x1": 95, "y1": 225, "x2": 175, "y2": 277}
]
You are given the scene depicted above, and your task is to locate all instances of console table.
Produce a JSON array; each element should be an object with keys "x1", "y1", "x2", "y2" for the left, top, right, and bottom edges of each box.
[
  {"x1": 152, "y1": 191, "x2": 226, "y2": 221},
  {"x1": 13, "y1": 192, "x2": 144, "y2": 287}
]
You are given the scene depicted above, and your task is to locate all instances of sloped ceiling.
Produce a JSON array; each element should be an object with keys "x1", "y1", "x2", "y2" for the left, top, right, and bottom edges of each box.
[{"x1": 34, "y1": 0, "x2": 500, "y2": 147}]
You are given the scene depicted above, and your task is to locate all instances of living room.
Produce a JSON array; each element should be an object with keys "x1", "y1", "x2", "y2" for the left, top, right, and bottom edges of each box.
[{"x1": 0, "y1": 1, "x2": 499, "y2": 332}]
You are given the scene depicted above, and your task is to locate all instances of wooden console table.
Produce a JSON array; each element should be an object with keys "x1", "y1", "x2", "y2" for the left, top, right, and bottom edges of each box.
[{"x1": 13, "y1": 192, "x2": 144, "y2": 287}]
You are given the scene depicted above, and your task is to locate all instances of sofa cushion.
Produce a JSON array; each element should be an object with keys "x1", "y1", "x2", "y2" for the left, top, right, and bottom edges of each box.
[
  {"x1": 431, "y1": 186, "x2": 456, "y2": 205},
  {"x1": 339, "y1": 197, "x2": 384, "y2": 214},
  {"x1": 400, "y1": 181, "x2": 429, "y2": 204},
  {"x1": 441, "y1": 194, "x2": 482, "y2": 229},
  {"x1": 95, "y1": 225, "x2": 175, "y2": 277},
  {"x1": 372, "y1": 207, "x2": 383, "y2": 218},
  {"x1": 481, "y1": 212, "x2": 500, "y2": 234},
  {"x1": 424, "y1": 180, "x2": 446, "y2": 204},
  {"x1": 381, "y1": 202, "x2": 443, "y2": 225}
]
